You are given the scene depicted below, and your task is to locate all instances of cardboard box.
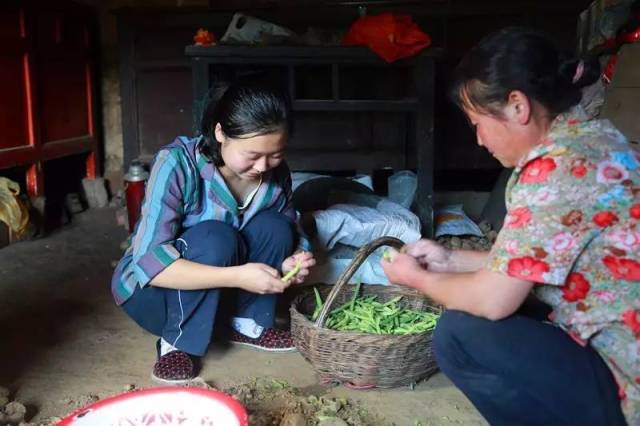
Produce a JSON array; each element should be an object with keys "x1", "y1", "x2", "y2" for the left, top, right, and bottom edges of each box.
[
  {"x1": 0, "y1": 221, "x2": 25, "y2": 249},
  {"x1": 0, "y1": 222, "x2": 10, "y2": 249}
]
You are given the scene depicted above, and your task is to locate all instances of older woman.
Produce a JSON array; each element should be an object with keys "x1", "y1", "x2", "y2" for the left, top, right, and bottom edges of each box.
[{"x1": 382, "y1": 27, "x2": 638, "y2": 426}]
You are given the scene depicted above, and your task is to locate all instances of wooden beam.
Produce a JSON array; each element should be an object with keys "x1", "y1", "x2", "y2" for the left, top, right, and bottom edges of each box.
[
  {"x1": 41, "y1": 136, "x2": 95, "y2": 161},
  {"x1": 293, "y1": 99, "x2": 420, "y2": 112}
]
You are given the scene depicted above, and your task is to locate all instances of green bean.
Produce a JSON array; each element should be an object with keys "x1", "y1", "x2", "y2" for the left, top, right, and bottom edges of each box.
[
  {"x1": 282, "y1": 262, "x2": 302, "y2": 282},
  {"x1": 383, "y1": 250, "x2": 393, "y2": 261},
  {"x1": 309, "y1": 286, "x2": 440, "y2": 334},
  {"x1": 311, "y1": 287, "x2": 324, "y2": 321}
]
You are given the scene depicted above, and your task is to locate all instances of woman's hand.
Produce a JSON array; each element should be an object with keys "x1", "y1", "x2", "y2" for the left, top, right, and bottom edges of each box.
[
  {"x1": 402, "y1": 239, "x2": 452, "y2": 272},
  {"x1": 381, "y1": 250, "x2": 426, "y2": 290},
  {"x1": 234, "y1": 263, "x2": 290, "y2": 294},
  {"x1": 281, "y1": 251, "x2": 316, "y2": 284}
]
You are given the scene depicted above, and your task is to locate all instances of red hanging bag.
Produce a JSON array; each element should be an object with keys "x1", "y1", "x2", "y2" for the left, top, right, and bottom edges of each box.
[{"x1": 343, "y1": 13, "x2": 431, "y2": 63}]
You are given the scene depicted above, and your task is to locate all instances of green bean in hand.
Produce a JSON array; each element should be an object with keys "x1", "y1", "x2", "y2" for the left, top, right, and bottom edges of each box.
[{"x1": 281, "y1": 262, "x2": 301, "y2": 282}]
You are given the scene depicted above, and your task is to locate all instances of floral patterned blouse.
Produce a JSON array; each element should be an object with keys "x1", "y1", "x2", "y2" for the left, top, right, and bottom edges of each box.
[{"x1": 487, "y1": 107, "x2": 640, "y2": 425}]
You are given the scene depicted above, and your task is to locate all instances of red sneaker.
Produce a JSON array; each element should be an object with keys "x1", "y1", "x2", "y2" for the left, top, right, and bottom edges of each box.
[{"x1": 229, "y1": 328, "x2": 297, "y2": 352}]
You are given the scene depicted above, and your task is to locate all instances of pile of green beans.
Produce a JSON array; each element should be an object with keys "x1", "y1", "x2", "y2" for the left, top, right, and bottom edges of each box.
[{"x1": 310, "y1": 284, "x2": 439, "y2": 335}]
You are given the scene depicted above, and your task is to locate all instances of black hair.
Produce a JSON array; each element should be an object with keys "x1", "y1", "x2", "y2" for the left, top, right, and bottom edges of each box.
[
  {"x1": 199, "y1": 81, "x2": 292, "y2": 166},
  {"x1": 450, "y1": 27, "x2": 601, "y2": 118}
]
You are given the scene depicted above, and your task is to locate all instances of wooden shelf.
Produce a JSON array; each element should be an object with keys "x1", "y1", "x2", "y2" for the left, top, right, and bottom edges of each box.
[
  {"x1": 186, "y1": 45, "x2": 443, "y2": 62},
  {"x1": 186, "y1": 45, "x2": 438, "y2": 236},
  {"x1": 293, "y1": 99, "x2": 420, "y2": 112},
  {"x1": 286, "y1": 149, "x2": 407, "y2": 172}
]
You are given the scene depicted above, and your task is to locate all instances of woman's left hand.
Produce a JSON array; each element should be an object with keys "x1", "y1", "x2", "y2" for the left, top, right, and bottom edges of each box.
[
  {"x1": 281, "y1": 251, "x2": 316, "y2": 284},
  {"x1": 381, "y1": 250, "x2": 426, "y2": 290}
]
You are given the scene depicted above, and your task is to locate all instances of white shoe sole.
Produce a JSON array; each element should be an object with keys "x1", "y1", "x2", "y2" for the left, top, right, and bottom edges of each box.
[
  {"x1": 230, "y1": 340, "x2": 298, "y2": 353},
  {"x1": 150, "y1": 372, "x2": 196, "y2": 386}
]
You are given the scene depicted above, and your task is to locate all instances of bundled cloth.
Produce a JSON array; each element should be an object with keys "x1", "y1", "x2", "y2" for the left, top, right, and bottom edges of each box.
[
  {"x1": 308, "y1": 195, "x2": 421, "y2": 285},
  {"x1": 313, "y1": 198, "x2": 420, "y2": 250},
  {"x1": 0, "y1": 177, "x2": 30, "y2": 238}
]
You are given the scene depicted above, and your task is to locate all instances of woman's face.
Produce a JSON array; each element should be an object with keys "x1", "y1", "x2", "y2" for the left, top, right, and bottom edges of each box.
[
  {"x1": 464, "y1": 108, "x2": 524, "y2": 167},
  {"x1": 216, "y1": 124, "x2": 287, "y2": 180},
  {"x1": 463, "y1": 91, "x2": 547, "y2": 168}
]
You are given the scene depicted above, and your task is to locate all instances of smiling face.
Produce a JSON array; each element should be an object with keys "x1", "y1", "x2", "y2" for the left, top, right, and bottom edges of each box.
[{"x1": 215, "y1": 123, "x2": 287, "y2": 181}]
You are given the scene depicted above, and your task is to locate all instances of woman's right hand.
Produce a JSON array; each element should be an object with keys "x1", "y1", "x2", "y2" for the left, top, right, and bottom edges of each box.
[
  {"x1": 234, "y1": 263, "x2": 290, "y2": 294},
  {"x1": 402, "y1": 239, "x2": 452, "y2": 272}
]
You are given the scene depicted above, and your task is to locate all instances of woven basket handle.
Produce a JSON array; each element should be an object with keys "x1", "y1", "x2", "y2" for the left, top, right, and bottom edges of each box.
[{"x1": 313, "y1": 236, "x2": 405, "y2": 328}]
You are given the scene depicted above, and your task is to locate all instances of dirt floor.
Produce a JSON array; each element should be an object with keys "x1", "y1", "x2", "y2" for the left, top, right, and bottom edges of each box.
[{"x1": 0, "y1": 208, "x2": 486, "y2": 425}]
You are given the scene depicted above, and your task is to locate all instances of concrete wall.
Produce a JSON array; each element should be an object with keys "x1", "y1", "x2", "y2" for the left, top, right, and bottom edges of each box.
[{"x1": 602, "y1": 42, "x2": 640, "y2": 143}]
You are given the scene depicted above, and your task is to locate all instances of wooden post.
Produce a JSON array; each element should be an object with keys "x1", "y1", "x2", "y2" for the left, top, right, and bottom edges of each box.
[
  {"x1": 118, "y1": 16, "x2": 138, "y2": 170},
  {"x1": 414, "y1": 56, "x2": 435, "y2": 237},
  {"x1": 191, "y1": 58, "x2": 211, "y2": 136}
]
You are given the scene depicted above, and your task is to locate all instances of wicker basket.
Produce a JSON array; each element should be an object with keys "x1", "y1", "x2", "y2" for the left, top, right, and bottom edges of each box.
[{"x1": 290, "y1": 236, "x2": 442, "y2": 388}]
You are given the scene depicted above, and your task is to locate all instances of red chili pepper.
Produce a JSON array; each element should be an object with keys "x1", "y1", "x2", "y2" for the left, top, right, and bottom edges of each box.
[{"x1": 193, "y1": 28, "x2": 216, "y2": 46}]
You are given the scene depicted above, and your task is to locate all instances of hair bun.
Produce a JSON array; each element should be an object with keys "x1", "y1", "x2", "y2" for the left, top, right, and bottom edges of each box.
[{"x1": 559, "y1": 57, "x2": 601, "y2": 89}]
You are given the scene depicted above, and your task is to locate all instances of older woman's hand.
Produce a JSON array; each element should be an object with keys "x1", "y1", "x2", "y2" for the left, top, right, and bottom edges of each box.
[
  {"x1": 402, "y1": 239, "x2": 451, "y2": 272},
  {"x1": 381, "y1": 250, "x2": 426, "y2": 290}
]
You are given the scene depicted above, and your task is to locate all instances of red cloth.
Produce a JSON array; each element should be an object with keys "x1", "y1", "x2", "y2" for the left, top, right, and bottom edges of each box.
[{"x1": 343, "y1": 13, "x2": 431, "y2": 63}]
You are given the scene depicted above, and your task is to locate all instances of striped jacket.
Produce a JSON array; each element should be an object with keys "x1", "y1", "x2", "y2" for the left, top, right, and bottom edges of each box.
[{"x1": 111, "y1": 136, "x2": 308, "y2": 305}]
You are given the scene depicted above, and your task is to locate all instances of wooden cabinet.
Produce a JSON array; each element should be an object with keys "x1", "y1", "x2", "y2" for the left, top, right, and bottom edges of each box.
[
  {"x1": 116, "y1": 11, "x2": 231, "y2": 168},
  {"x1": 115, "y1": 4, "x2": 587, "y2": 216},
  {"x1": 0, "y1": 1, "x2": 99, "y2": 197},
  {"x1": 186, "y1": 46, "x2": 439, "y2": 235}
]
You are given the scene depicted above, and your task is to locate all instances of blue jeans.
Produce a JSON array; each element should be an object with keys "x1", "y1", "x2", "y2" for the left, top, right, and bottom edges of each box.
[
  {"x1": 122, "y1": 210, "x2": 295, "y2": 356},
  {"x1": 433, "y1": 304, "x2": 626, "y2": 426}
]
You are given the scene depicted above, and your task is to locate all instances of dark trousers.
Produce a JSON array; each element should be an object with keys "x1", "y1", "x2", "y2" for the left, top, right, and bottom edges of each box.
[
  {"x1": 122, "y1": 210, "x2": 295, "y2": 356},
  {"x1": 433, "y1": 302, "x2": 627, "y2": 426}
]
